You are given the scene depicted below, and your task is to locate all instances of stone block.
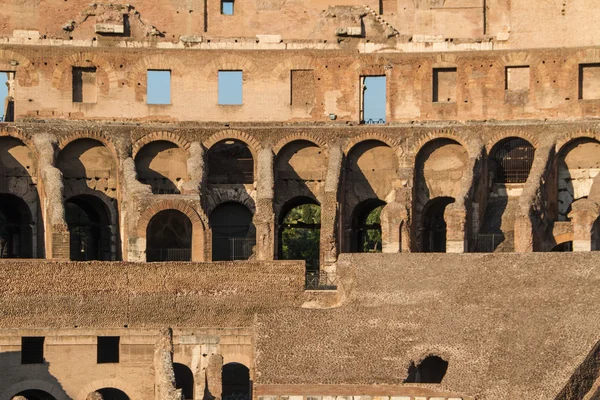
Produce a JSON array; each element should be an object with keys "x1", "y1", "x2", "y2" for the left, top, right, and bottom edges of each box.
[
  {"x1": 257, "y1": 34, "x2": 282, "y2": 43},
  {"x1": 12, "y1": 30, "x2": 40, "y2": 39},
  {"x1": 95, "y1": 23, "x2": 124, "y2": 33}
]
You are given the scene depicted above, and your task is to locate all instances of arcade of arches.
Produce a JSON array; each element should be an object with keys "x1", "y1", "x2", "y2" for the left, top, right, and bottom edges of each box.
[{"x1": 2, "y1": 132, "x2": 600, "y2": 264}]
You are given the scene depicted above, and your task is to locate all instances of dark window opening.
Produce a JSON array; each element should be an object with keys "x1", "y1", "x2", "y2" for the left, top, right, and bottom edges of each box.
[
  {"x1": 404, "y1": 355, "x2": 449, "y2": 383},
  {"x1": 207, "y1": 140, "x2": 254, "y2": 184},
  {"x1": 72, "y1": 67, "x2": 97, "y2": 103},
  {"x1": 279, "y1": 198, "x2": 321, "y2": 273},
  {"x1": 221, "y1": 0, "x2": 234, "y2": 15},
  {"x1": 14, "y1": 390, "x2": 57, "y2": 400},
  {"x1": 97, "y1": 336, "x2": 120, "y2": 364},
  {"x1": 351, "y1": 199, "x2": 385, "y2": 253},
  {"x1": 360, "y1": 76, "x2": 386, "y2": 124},
  {"x1": 21, "y1": 336, "x2": 44, "y2": 364},
  {"x1": 0, "y1": 193, "x2": 33, "y2": 258},
  {"x1": 491, "y1": 137, "x2": 535, "y2": 184},
  {"x1": 65, "y1": 195, "x2": 112, "y2": 261},
  {"x1": 146, "y1": 210, "x2": 192, "y2": 262},
  {"x1": 222, "y1": 363, "x2": 251, "y2": 400},
  {"x1": 421, "y1": 197, "x2": 455, "y2": 252},
  {"x1": 432, "y1": 67, "x2": 457, "y2": 103},
  {"x1": 211, "y1": 202, "x2": 255, "y2": 261},
  {"x1": 174, "y1": 363, "x2": 194, "y2": 400},
  {"x1": 96, "y1": 388, "x2": 130, "y2": 400}
]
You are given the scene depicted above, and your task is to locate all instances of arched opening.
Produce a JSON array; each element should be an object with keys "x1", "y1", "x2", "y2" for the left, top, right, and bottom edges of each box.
[
  {"x1": 13, "y1": 390, "x2": 57, "y2": 400},
  {"x1": 211, "y1": 202, "x2": 255, "y2": 261},
  {"x1": 65, "y1": 195, "x2": 112, "y2": 261},
  {"x1": 552, "y1": 241, "x2": 573, "y2": 252},
  {"x1": 275, "y1": 140, "x2": 326, "y2": 184},
  {"x1": 404, "y1": 355, "x2": 449, "y2": 384},
  {"x1": 350, "y1": 199, "x2": 385, "y2": 253},
  {"x1": 95, "y1": 388, "x2": 130, "y2": 400},
  {"x1": 146, "y1": 210, "x2": 192, "y2": 261},
  {"x1": 421, "y1": 197, "x2": 455, "y2": 253},
  {"x1": 134, "y1": 141, "x2": 188, "y2": 194},
  {"x1": 490, "y1": 137, "x2": 535, "y2": 184},
  {"x1": 0, "y1": 193, "x2": 33, "y2": 258},
  {"x1": 207, "y1": 140, "x2": 254, "y2": 184},
  {"x1": 343, "y1": 140, "x2": 398, "y2": 252},
  {"x1": 222, "y1": 362, "x2": 251, "y2": 400},
  {"x1": 174, "y1": 363, "x2": 194, "y2": 400},
  {"x1": 279, "y1": 198, "x2": 321, "y2": 272},
  {"x1": 557, "y1": 138, "x2": 600, "y2": 221}
]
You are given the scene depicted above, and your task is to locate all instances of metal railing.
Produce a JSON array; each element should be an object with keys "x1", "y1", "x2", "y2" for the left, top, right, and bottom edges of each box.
[
  {"x1": 213, "y1": 237, "x2": 256, "y2": 261},
  {"x1": 474, "y1": 233, "x2": 505, "y2": 253},
  {"x1": 147, "y1": 248, "x2": 191, "y2": 262},
  {"x1": 361, "y1": 118, "x2": 386, "y2": 125},
  {"x1": 305, "y1": 270, "x2": 337, "y2": 290}
]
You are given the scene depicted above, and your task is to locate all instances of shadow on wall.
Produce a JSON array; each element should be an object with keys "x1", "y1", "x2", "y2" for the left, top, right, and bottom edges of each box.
[
  {"x1": 0, "y1": 351, "x2": 69, "y2": 400},
  {"x1": 555, "y1": 339, "x2": 600, "y2": 399}
]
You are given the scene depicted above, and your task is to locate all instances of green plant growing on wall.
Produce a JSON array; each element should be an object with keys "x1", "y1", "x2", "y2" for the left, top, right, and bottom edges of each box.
[{"x1": 281, "y1": 204, "x2": 321, "y2": 271}]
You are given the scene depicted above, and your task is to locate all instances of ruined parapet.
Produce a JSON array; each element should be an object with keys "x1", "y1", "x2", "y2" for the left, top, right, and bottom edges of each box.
[
  {"x1": 86, "y1": 392, "x2": 104, "y2": 400},
  {"x1": 380, "y1": 200, "x2": 409, "y2": 253},
  {"x1": 321, "y1": 144, "x2": 343, "y2": 267},
  {"x1": 515, "y1": 135, "x2": 557, "y2": 252},
  {"x1": 206, "y1": 354, "x2": 224, "y2": 400},
  {"x1": 33, "y1": 133, "x2": 68, "y2": 259},
  {"x1": 183, "y1": 142, "x2": 204, "y2": 194},
  {"x1": 255, "y1": 147, "x2": 275, "y2": 261},
  {"x1": 154, "y1": 328, "x2": 182, "y2": 400}
]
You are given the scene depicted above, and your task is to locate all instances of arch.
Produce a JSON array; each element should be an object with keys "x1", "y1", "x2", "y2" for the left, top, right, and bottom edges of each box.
[
  {"x1": 210, "y1": 202, "x2": 255, "y2": 261},
  {"x1": 345, "y1": 140, "x2": 399, "y2": 200},
  {"x1": 58, "y1": 132, "x2": 118, "y2": 158},
  {"x1": 404, "y1": 355, "x2": 449, "y2": 384},
  {"x1": 131, "y1": 132, "x2": 191, "y2": 159},
  {"x1": 275, "y1": 140, "x2": 326, "y2": 184},
  {"x1": 0, "y1": 193, "x2": 34, "y2": 258},
  {"x1": 207, "y1": 139, "x2": 254, "y2": 185},
  {"x1": 13, "y1": 390, "x2": 57, "y2": 400},
  {"x1": 270, "y1": 56, "x2": 318, "y2": 82},
  {"x1": 421, "y1": 197, "x2": 455, "y2": 253},
  {"x1": 411, "y1": 130, "x2": 470, "y2": 159},
  {"x1": 0, "y1": 130, "x2": 36, "y2": 155},
  {"x1": 134, "y1": 140, "x2": 189, "y2": 194},
  {"x1": 0, "y1": 49, "x2": 39, "y2": 87},
  {"x1": 0, "y1": 135, "x2": 37, "y2": 178},
  {"x1": 57, "y1": 138, "x2": 116, "y2": 177},
  {"x1": 556, "y1": 137, "x2": 600, "y2": 221},
  {"x1": 173, "y1": 363, "x2": 194, "y2": 400},
  {"x1": 222, "y1": 363, "x2": 251, "y2": 400},
  {"x1": 350, "y1": 199, "x2": 385, "y2": 253},
  {"x1": 556, "y1": 131, "x2": 600, "y2": 156},
  {"x1": 203, "y1": 130, "x2": 261, "y2": 156},
  {"x1": 489, "y1": 137, "x2": 535, "y2": 184},
  {"x1": 273, "y1": 133, "x2": 326, "y2": 155},
  {"x1": 1, "y1": 380, "x2": 69, "y2": 400},
  {"x1": 94, "y1": 388, "x2": 130, "y2": 400},
  {"x1": 51, "y1": 52, "x2": 118, "y2": 92},
  {"x1": 278, "y1": 197, "x2": 321, "y2": 272},
  {"x1": 486, "y1": 131, "x2": 538, "y2": 153},
  {"x1": 146, "y1": 210, "x2": 192, "y2": 261},
  {"x1": 344, "y1": 134, "x2": 399, "y2": 155},
  {"x1": 127, "y1": 54, "x2": 187, "y2": 88},
  {"x1": 76, "y1": 379, "x2": 141, "y2": 400},
  {"x1": 65, "y1": 195, "x2": 112, "y2": 261},
  {"x1": 552, "y1": 241, "x2": 573, "y2": 252},
  {"x1": 198, "y1": 55, "x2": 258, "y2": 82}
]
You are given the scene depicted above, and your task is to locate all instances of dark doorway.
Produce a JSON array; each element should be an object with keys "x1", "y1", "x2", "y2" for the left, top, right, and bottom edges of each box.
[
  {"x1": 65, "y1": 195, "x2": 111, "y2": 261},
  {"x1": 96, "y1": 388, "x2": 130, "y2": 400},
  {"x1": 207, "y1": 140, "x2": 254, "y2": 184},
  {"x1": 421, "y1": 197, "x2": 455, "y2": 252},
  {"x1": 404, "y1": 355, "x2": 449, "y2": 384},
  {"x1": 174, "y1": 363, "x2": 194, "y2": 400},
  {"x1": 0, "y1": 193, "x2": 33, "y2": 258},
  {"x1": 211, "y1": 202, "x2": 255, "y2": 261},
  {"x1": 222, "y1": 362, "x2": 251, "y2": 400},
  {"x1": 146, "y1": 210, "x2": 192, "y2": 261},
  {"x1": 351, "y1": 199, "x2": 385, "y2": 253},
  {"x1": 279, "y1": 198, "x2": 321, "y2": 272},
  {"x1": 552, "y1": 241, "x2": 573, "y2": 252},
  {"x1": 491, "y1": 137, "x2": 535, "y2": 184},
  {"x1": 14, "y1": 390, "x2": 57, "y2": 400}
]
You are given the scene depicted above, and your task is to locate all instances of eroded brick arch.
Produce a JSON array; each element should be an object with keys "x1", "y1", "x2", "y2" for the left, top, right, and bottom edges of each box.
[
  {"x1": 132, "y1": 131, "x2": 191, "y2": 159},
  {"x1": 0, "y1": 129, "x2": 37, "y2": 158},
  {"x1": 51, "y1": 52, "x2": 118, "y2": 94},
  {"x1": 0, "y1": 49, "x2": 39, "y2": 87},
  {"x1": 274, "y1": 133, "x2": 327, "y2": 155},
  {"x1": 1, "y1": 379, "x2": 69, "y2": 400},
  {"x1": 198, "y1": 54, "x2": 258, "y2": 82},
  {"x1": 556, "y1": 130, "x2": 600, "y2": 155},
  {"x1": 411, "y1": 130, "x2": 471, "y2": 160},
  {"x1": 76, "y1": 378, "x2": 141, "y2": 400},
  {"x1": 344, "y1": 132, "x2": 400, "y2": 155},
  {"x1": 58, "y1": 131, "x2": 119, "y2": 160},
  {"x1": 270, "y1": 56, "x2": 318, "y2": 82},
  {"x1": 203, "y1": 129, "x2": 261, "y2": 157},
  {"x1": 486, "y1": 131, "x2": 539, "y2": 153}
]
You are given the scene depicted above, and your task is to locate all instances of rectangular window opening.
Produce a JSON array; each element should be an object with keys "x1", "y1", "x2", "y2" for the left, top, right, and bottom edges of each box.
[
  {"x1": 21, "y1": 337, "x2": 44, "y2": 364},
  {"x1": 0, "y1": 71, "x2": 15, "y2": 122},
  {"x1": 218, "y1": 71, "x2": 243, "y2": 105},
  {"x1": 221, "y1": 0, "x2": 234, "y2": 15},
  {"x1": 579, "y1": 63, "x2": 600, "y2": 100},
  {"x1": 72, "y1": 67, "x2": 97, "y2": 103},
  {"x1": 505, "y1": 66, "x2": 530, "y2": 91},
  {"x1": 360, "y1": 76, "x2": 386, "y2": 124},
  {"x1": 290, "y1": 70, "x2": 315, "y2": 108},
  {"x1": 147, "y1": 70, "x2": 171, "y2": 105},
  {"x1": 97, "y1": 336, "x2": 120, "y2": 364},
  {"x1": 432, "y1": 67, "x2": 457, "y2": 103}
]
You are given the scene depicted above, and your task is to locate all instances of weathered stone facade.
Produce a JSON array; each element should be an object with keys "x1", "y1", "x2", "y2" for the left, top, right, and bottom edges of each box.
[{"x1": 2, "y1": 0, "x2": 600, "y2": 399}]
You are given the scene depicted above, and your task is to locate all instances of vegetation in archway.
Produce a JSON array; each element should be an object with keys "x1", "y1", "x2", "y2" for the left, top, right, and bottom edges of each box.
[
  {"x1": 281, "y1": 204, "x2": 321, "y2": 271},
  {"x1": 361, "y1": 205, "x2": 383, "y2": 253}
]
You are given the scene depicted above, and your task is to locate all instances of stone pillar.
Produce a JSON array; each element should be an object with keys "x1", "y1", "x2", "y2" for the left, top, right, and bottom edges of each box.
[
  {"x1": 183, "y1": 142, "x2": 203, "y2": 194},
  {"x1": 121, "y1": 157, "x2": 152, "y2": 261},
  {"x1": 33, "y1": 134, "x2": 68, "y2": 259},
  {"x1": 206, "y1": 354, "x2": 224, "y2": 400},
  {"x1": 445, "y1": 204, "x2": 467, "y2": 253},
  {"x1": 571, "y1": 199, "x2": 600, "y2": 252},
  {"x1": 154, "y1": 328, "x2": 182, "y2": 400},
  {"x1": 320, "y1": 144, "x2": 343, "y2": 267},
  {"x1": 380, "y1": 200, "x2": 408, "y2": 253},
  {"x1": 254, "y1": 147, "x2": 275, "y2": 261}
]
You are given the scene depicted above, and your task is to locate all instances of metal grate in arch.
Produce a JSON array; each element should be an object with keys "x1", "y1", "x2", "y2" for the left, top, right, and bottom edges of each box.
[{"x1": 493, "y1": 138, "x2": 535, "y2": 184}]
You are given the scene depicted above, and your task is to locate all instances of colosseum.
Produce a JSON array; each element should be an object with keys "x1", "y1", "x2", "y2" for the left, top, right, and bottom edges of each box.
[{"x1": 1, "y1": 0, "x2": 600, "y2": 399}]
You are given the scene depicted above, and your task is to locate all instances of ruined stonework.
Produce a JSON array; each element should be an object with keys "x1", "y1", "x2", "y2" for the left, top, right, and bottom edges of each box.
[{"x1": 1, "y1": 1, "x2": 600, "y2": 399}]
